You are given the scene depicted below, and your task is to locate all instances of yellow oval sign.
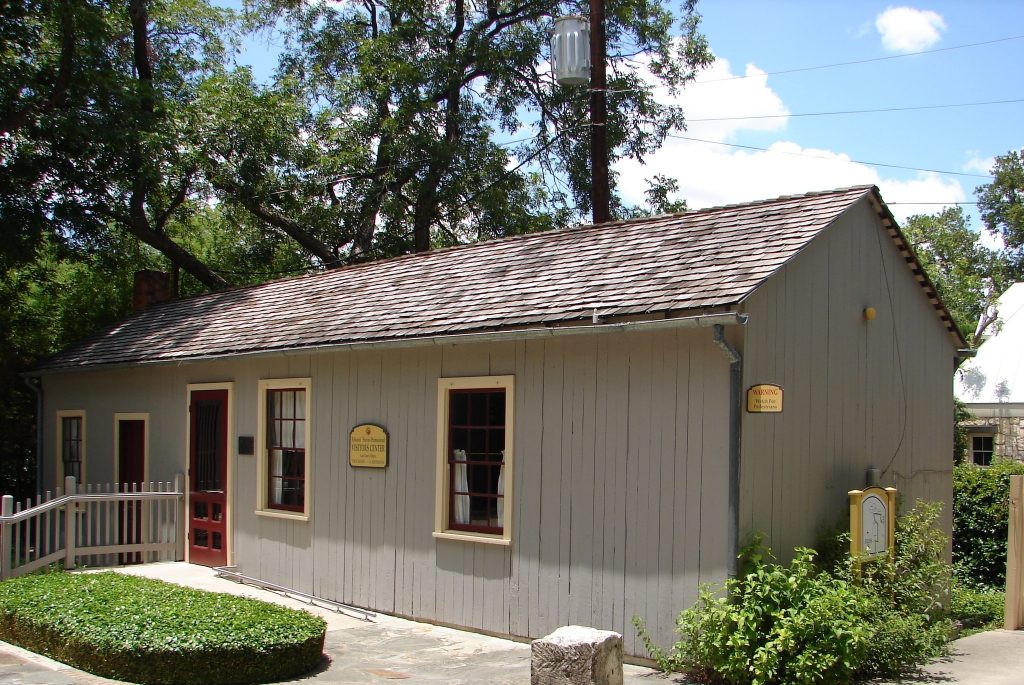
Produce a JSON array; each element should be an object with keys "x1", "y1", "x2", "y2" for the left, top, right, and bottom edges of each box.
[
  {"x1": 349, "y1": 424, "x2": 388, "y2": 468},
  {"x1": 746, "y1": 384, "x2": 783, "y2": 413}
]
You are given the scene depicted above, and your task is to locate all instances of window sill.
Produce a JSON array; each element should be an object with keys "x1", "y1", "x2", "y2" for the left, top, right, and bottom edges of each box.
[
  {"x1": 255, "y1": 509, "x2": 310, "y2": 523},
  {"x1": 432, "y1": 530, "x2": 511, "y2": 546}
]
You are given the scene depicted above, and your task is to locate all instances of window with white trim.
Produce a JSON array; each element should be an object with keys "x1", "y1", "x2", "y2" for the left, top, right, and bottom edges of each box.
[
  {"x1": 257, "y1": 379, "x2": 312, "y2": 518},
  {"x1": 971, "y1": 433, "x2": 995, "y2": 467},
  {"x1": 56, "y1": 411, "x2": 85, "y2": 486},
  {"x1": 435, "y1": 376, "x2": 513, "y2": 543}
]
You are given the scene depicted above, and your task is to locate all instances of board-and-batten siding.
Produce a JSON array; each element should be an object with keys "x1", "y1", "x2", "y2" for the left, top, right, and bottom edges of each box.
[
  {"x1": 738, "y1": 198, "x2": 956, "y2": 558},
  {"x1": 40, "y1": 327, "x2": 732, "y2": 656}
]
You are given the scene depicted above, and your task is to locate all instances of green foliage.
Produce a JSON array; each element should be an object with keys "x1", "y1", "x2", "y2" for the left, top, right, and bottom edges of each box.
[
  {"x1": 637, "y1": 547, "x2": 875, "y2": 685},
  {"x1": 902, "y1": 207, "x2": 1009, "y2": 343},
  {"x1": 0, "y1": 572, "x2": 326, "y2": 685},
  {"x1": 854, "y1": 500, "x2": 951, "y2": 620},
  {"x1": 953, "y1": 459, "x2": 1024, "y2": 588},
  {"x1": 637, "y1": 502, "x2": 952, "y2": 684},
  {"x1": 950, "y1": 579, "x2": 1004, "y2": 633},
  {"x1": 954, "y1": 398, "x2": 971, "y2": 465},
  {"x1": 0, "y1": 234, "x2": 158, "y2": 500},
  {"x1": 221, "y1": 0, "x2": 714, "y2": 256},
  {"x1": 978, "y1": 149, "x2": 1024, "y2": 278}
]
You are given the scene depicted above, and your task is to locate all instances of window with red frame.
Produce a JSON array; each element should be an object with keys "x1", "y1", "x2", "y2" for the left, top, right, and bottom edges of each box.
[
  {"x1": 266, "y1": 388, "x2": 306, "y2": 511},
  {"x1": 447, "y1": 388, "x2": 506, "y2": 534}
]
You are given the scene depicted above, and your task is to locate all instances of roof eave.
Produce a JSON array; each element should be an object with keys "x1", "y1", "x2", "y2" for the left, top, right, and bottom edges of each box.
[
  {"x1": 864, "y1": 187, "x2": 969, "y2": 349},
  {"x1": 28, "y1": 309, "x2": 750, "y2": 377}
]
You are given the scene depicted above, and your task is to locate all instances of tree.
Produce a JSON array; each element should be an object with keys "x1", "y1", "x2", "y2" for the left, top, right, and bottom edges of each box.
[
  {"x1": 1, "y1": 0, "x2": 235, "y2": 288},
  {"x1": 977, "y1": 149, "x2": 1024, "y2": 279},
  {"x1": 902, "y1": 207, "x2": 1009, "y2": 343},
  {"x1": 203, "y1": 0, "x2": 713, "y2": 260}
]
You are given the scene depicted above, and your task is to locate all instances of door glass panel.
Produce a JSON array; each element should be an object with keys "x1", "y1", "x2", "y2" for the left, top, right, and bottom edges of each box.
[{"x1": 194, "y1": 400, "x2": 222, "y2": 491}]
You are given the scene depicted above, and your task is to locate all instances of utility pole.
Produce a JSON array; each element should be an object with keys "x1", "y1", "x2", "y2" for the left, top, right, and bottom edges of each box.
[{"x1": 589, "y1": 0, "x2": 609, "y2": 224}]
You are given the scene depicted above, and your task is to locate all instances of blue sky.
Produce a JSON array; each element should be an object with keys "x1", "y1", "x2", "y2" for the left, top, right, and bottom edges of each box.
[
  {"x1": 615, "y1": 1, "x2": 1024, "y2": 231},
  {"x1": 230, "y1": 1, "x2": 1024, "y2": 230}
]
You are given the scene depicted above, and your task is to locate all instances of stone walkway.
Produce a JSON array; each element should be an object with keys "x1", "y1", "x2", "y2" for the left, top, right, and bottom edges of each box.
[
  {"x1": 9, "y1": 562, "x2": 1021, "y2": 684},
  {"x1": 0, "y1": 562, "x2": 668, "y2": 684}
]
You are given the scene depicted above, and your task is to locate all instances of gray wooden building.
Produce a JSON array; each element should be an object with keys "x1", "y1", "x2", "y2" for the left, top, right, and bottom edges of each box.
[{"x1": 32, "y1": 185, "x2": 965, "y2": 656}]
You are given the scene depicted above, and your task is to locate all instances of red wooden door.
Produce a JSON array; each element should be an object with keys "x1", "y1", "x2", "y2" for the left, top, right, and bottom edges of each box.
[
  {"x1": 117, "y1": 419, "x2": 146, "y2": 564},
  {"x1": 189, "y1": 389, "x2": 228, "y2": 566}
]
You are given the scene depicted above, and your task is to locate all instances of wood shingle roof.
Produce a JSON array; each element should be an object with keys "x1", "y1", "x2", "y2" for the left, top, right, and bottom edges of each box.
[{"x1": 36, "y1": 185, "x2": 959, "y2": 372}]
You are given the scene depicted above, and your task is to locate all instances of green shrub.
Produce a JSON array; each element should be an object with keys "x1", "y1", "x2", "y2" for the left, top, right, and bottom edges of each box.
[
  {"x1": 637, "y1": 501, "x2": 953, "y2": 684},
  {"x1": 953, "y1": 459, "x2": 1024, "y2": 588},
  {"x1": 0, "y1": 571, "x2": 326, "y2": 685},
  {"x1": 852, "y1": 500, "x2": 951, "y2": 620},
  {"x1": 856, "y1": 604, "x2": 948, "y2": 678},
  {"x1": 637, "y1": 547, "x2": 874, "y2": 685},
  {"x1": 950, "y1": 580, "x2": 1004, "y2": 632}
]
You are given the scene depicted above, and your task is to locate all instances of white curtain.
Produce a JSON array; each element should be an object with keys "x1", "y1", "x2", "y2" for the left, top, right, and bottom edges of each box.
[
  {"x1": 496, "y1": 458, "x2": 504, "y2": 528},
  {"x1": 453, "y1": 449, "x2": 470, "y2": 524},
  {"x1": 270, "y1": 450, "x2": 284, "y2": 504}
]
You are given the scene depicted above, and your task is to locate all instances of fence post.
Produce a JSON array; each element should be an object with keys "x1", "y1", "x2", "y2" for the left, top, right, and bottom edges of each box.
[
  {"x1": 1, "y1": 495, "x2": 13, "y2": 579},
  {"x1": 174, "y1": 473, "x2": 185, "y2": 562},
  {"x1": 64, "y1": 476, "x2": 77, "y2": 571},
  {"x1": 1005, "y1": 475, "x2": 1024, "y2": 630}
]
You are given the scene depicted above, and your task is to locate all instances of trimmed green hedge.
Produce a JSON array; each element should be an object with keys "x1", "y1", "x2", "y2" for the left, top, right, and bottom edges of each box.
[
  {"x1": 953, "y1": 459, "x2": 1024, "y2": 588},
  {"x1": 0, "y1": 572, "x2": 326, "y2": 685}
]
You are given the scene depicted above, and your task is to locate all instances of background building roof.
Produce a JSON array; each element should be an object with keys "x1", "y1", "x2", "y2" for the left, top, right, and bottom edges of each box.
[
  {"x1": 36, "y1": 185, "x2": 960, "y2": 372},
  {"x1": 956, "y1": 283, "x2": 1024, "y2": 406}
]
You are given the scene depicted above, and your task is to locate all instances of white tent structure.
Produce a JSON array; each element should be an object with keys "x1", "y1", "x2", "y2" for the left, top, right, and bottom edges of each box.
[{"x1": 955, "y1": 283, "x2": 1024, "y2": 463}]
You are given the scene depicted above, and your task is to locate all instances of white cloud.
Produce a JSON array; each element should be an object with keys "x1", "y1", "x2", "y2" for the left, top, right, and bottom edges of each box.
[
  {"x1": 675, "y1": 57, "x2": 789, "y2": 142},
  {"x1": 964, "y1": 154, "x2": 995, "y2": 175},
  {"x1": 614, "y1": 56, "x2": 968, "y2": 224},
  {"x1": 618, "y1": 137, "x2": 876, "y2": 212},
  {"x1": 980, "y1": 229, "x2": 1006, "y2": 251},
  {"x1": 617, "y1": 56, "x2": 876, "y2": 212},
  {"x1": 873, "y1": 174, "x2": 966, "y2": 221},
  {"x1": 875, "y1": 7, "x2": 946, "y2": 53}
]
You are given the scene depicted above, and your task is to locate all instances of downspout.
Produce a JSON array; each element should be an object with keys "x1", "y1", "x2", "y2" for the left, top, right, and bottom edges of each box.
[
  {"x1": 713, "y1": 322, "x2": 744, "y2": 578},
  {"x1": 23, "y1": 376, "x2": 43, "y2": 495}
]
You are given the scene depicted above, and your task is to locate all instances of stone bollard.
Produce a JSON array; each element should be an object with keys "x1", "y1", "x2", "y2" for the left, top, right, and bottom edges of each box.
[{"x1": 531, "y1": 625, "x2": 623, "y2": 685}]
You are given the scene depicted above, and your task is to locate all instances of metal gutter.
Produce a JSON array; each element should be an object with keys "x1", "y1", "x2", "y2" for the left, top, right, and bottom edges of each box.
[
  {"x1": 29, "y1": 311, "x2": 750, "y2": 376},
  {"x1": 713, "y1": 324, "x2": 744, "y2": 578}
]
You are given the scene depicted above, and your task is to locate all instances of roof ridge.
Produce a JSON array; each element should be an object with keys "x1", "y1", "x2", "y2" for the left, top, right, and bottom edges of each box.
[{"x1": 590, "y1": 184, "x2": 876, "y2": 229}]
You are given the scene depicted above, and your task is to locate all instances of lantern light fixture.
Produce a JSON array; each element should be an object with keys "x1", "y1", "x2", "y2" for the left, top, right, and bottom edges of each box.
[{"x1": 551, "y1": 16, "x2": 591, "y2": 87}]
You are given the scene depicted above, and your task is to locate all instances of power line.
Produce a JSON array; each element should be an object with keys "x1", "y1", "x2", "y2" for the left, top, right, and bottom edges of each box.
[
  {"x1": 692, "y1": 34, "x2": 1024, "y2": 84},
  {"x1": 665, "y1": 134, "x2": 994, "y2": 179},
  {"x1": 687, "y1": 98, "x2": 1024, "y2": 122},
  {"x1": 449, "y1": 121, "x2": 587, "y2": 213}
]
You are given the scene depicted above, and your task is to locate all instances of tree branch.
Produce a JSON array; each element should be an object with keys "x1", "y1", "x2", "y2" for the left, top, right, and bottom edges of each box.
[
  {"x1": 0, "y1": 0, "x2": 75, "y2": 135},
  {"x1": 212, "y1": 175, "x2": 340, "y2": 266},
  {"x1": 154, "y1": 174, "x2": 192, "y2": 232}
]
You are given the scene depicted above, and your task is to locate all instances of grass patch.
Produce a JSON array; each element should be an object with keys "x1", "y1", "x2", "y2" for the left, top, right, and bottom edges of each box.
[
  {"x1": 0, "y1": 571, "x2": 326, "y2": 685},
  {"x1": 951, "y1": 580, "x2": 1005, "y2": 636}
]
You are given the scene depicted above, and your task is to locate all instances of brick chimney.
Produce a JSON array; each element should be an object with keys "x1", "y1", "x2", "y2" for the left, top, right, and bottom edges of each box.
[{"x1": 132, "y1": 270, "x2": 173, "y2": 312}]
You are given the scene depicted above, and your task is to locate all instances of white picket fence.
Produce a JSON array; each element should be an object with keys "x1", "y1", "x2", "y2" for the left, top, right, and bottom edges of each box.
[{"x1": 0, "y1": 476, "x2": 185, "y2": 580}]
